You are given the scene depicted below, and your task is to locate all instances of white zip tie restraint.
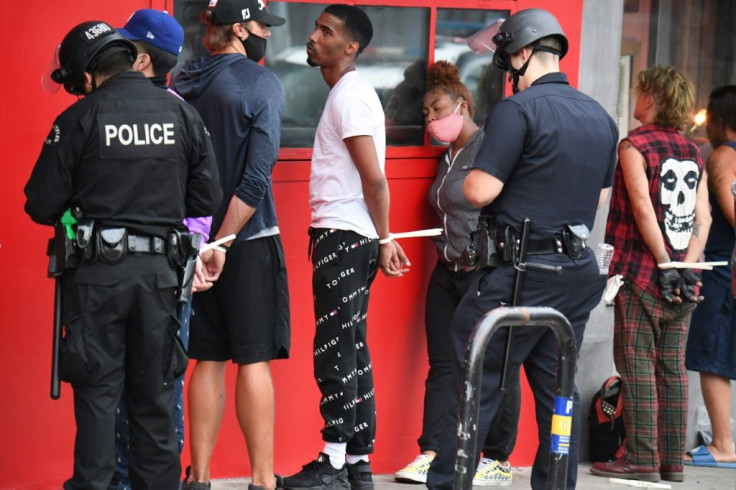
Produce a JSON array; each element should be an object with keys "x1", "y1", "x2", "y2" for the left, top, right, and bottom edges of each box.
[
  {"x1": 200, "y1": 234, "x2": 237, "y2": 254},
  {"x1": 657, "y1": 260, "x2": 728, "y2": 271},
  {"x1": 378, "y1": 228, "x2": 443, "y2": 244}
]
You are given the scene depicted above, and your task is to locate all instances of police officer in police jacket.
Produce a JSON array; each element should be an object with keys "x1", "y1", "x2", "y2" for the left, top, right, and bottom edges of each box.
[{"x1": 25, "y1": 21, "x2": 221, "y2": 490}]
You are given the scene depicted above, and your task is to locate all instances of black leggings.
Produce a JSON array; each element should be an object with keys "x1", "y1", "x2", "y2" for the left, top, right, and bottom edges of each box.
[{"x1": 420, "y1": 263, "x2": 520, "y2": 459}]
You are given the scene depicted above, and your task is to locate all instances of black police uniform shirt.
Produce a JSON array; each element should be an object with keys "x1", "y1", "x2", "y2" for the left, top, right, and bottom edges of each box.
[
  {"x1": 25, "y1": 71, "x2": 222, "y2": 237},
  {"x1": 473, "y1": 72, "x2": 618, "y2": 240}
]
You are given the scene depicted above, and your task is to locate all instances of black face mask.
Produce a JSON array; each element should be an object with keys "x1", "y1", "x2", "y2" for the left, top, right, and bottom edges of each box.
[{"x1": 242, "y1": 30, "x2": 267, "y2": 62}]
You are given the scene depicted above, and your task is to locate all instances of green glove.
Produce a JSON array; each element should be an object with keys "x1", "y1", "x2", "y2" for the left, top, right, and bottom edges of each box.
[{"x1": 60, "y1": 208, "x2": 78, "y2": 240}]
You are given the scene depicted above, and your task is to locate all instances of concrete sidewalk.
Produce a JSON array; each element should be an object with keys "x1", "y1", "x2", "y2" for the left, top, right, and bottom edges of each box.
[{"x1": 212, "y1": 462, "x2": 736, "y2": 489}]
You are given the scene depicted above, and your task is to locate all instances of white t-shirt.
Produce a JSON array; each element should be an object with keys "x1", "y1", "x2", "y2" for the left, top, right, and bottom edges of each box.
[{"x1": 309, "y1": 70, "x2": 386, "y2": 238}]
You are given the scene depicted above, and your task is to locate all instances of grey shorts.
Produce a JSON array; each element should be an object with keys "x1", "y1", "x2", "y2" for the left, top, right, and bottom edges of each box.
[{"x1": 188, "y1": 234, "x2": 290, "y2": 364}]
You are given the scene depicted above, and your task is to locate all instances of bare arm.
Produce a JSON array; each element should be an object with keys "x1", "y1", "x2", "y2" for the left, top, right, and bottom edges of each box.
[
  {"x1": 619, "y1": 141, "x2": 671, "y2": 264},
  {"x1": 707, "y1": 146, "x2": 736, "y2": 227},
  {"x1": 345, "y1": 135, "x2": 390, "y2": 238},
  {"x1": 216, "y1": 196, "x2": 256, "y2": 243},
  {"x1": 681, "y1": 173, "x2": 712, "y2": 264},
  {"x1": 200, "y1": 196, "x2": 256, "y2": 282},
  {"x1": 463, "y1": 168, "x2": 505, "y2": 208},
  {"x1": 345, "y1": 135, "x2": 410, "y2": 277}
]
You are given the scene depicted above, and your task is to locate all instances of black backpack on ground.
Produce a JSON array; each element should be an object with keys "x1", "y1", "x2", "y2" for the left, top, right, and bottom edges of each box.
[{"x1": 588, "y1": 375, "x2": 626, "y2": 462}]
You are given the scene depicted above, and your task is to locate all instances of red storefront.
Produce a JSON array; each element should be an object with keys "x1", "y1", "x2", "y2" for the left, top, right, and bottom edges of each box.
[{"x1": 0, "y1": 0, "x2": 583, "y2": 486}]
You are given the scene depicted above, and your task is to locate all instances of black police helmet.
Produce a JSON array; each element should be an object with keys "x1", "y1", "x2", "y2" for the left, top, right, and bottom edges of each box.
[
  {"x1": 52, "y1": 21, "x2": 137, "y2": 95},
  {"x1": 491, "y1": 8, "x2": 568, "y2": 71}
]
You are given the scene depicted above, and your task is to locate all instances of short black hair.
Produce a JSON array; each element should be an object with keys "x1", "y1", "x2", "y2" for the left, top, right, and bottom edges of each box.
[
  {"x1": 90, "y1": 48, "x2": 135, "y2": 79},
  {"x1": 324, "y1": 4, "x2": 373, "y2": 56},
  {"x1": 534, "y1": 35, "x2": 563, "y2": 53},
  {"x1": 133, "y1": 40, "x2": 179, "y2": 77},
  {"x1": 708, "y1": 85, "x2": 736, "y2": 133}
]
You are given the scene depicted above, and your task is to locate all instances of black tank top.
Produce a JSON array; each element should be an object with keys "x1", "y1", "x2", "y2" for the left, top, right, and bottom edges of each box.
[{"x1": 704, "y1": 141, "x2": 736, "y2": 286}]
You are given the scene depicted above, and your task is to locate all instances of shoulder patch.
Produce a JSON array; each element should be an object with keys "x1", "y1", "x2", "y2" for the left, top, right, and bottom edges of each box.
[{"x1": 44, "y1": 124, "x2": 61, "y2": 145}]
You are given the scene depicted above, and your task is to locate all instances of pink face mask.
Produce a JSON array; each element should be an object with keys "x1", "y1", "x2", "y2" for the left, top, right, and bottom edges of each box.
[{"x1": 427, "y1": 102, "x2": 463, "y2": 143}]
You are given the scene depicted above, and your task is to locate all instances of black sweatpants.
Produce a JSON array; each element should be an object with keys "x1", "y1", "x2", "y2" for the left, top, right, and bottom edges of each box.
[
  {"x1": 310, "y1": 228, "x2": 378, "y2": 455},
  {"x1": 61, "y1": 254, "x2": 180, "y2": 490}
]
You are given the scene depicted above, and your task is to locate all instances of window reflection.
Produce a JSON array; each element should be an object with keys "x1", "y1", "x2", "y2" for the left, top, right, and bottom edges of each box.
[
  {"x1": 171, "y1": 1, "x2": 208, "y2": 79},
  {"x1": 435, "y1": 9, "x2": 507, "y2": 125},
  {"x1": 172, "y1": 2, "x2": 506, "y2": 148},
  {"x1": 265, "y1": 3, "x2": 429, "y2": 147}
]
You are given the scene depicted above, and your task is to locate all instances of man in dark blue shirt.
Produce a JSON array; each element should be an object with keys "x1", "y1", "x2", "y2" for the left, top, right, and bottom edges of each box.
[
  {"x1": 170, "y1": 1, "x2": 290, "y2": 489},
  {"x1": 427, "y1": 8, "x2": 618, "y2": 490}
]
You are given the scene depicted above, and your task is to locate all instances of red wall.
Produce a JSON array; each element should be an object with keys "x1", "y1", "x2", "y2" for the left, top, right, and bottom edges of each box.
[{"x1": 0, "y1": 0, "x2": 582, "y2": 486}]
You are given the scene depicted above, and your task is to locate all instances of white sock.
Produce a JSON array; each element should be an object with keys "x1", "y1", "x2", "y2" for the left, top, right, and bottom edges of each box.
[
  {"x1": 323, "y1": 442, "x2": 347, "y2": 469},
  {"x1": 346, "y1": 454, "x2": 369, "y2": 465}
]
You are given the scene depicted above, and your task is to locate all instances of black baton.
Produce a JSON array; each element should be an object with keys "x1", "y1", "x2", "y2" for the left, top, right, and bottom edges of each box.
[
  {"x1": 46, "y1": 238, "x2": 62, "y2": 400},
  {"x1": 51, "y1": 276, "x2": 62, "y2": 400},
  {"x1": 500, "y1": 218, "x2": 562, "y2": 391},
  {"x1": 500, "y1": 218, "x2": 531, "y2": 391}
]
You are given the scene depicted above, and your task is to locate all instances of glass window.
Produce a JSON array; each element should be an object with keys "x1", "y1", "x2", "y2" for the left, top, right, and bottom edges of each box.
[
  {"x1": 265, "y1": 2, "x2": 430, "y2": 147},
  {"x1": 621, "y1": 0, "x2": 736, "y2": 139},
  {"x1": 174, "y1": 1, "x2": 428, "y2": 147},
  {"x1": 172, "y1": 1, "x2": 208, "y2": 79},
  {"x1": 172, "y1": 2, "x2": 506, "y2": 148},
  {"x1": 435, "y1": 8, "x2": 507, "y2": 126}
]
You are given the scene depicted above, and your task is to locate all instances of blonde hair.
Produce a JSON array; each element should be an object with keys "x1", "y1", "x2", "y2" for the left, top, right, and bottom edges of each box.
[
  {"x1": 637, "y1": 65, "x2": 694, "y2": 129},
  {"x1": 426, "y1": 61, "x2": 475, "y2": 118},
  {"x1": 201, "y1": 10, "x2": 237, "y2": 52}
]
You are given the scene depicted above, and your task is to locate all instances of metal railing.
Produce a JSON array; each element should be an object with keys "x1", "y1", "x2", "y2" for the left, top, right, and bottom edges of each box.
[{"x1": 453, "y1": 306, "x2": 577, "y2": 490}]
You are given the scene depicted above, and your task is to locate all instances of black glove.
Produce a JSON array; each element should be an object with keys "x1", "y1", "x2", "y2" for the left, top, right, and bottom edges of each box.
[
  {"x1": 680, "y1": 269, "x2": 703, "y2": 303},
  {"x1": 658, "y1": 268, "x2": 682, "y2": 303}
]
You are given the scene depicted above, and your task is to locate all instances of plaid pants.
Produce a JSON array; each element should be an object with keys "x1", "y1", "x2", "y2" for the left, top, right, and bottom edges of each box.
[{"x1": 613, "y1": 281, "x2": 695, "y2": 468}]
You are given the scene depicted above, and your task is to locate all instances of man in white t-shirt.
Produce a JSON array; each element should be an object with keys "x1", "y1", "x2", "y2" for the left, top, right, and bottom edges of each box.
[{"x1": 283, "y1": 5, "x2": 410, "y2": 490}]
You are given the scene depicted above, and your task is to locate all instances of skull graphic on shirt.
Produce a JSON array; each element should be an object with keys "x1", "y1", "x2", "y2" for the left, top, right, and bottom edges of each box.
[{"x1": 659, "y1": 157, "x2": 700, "y2": 252}]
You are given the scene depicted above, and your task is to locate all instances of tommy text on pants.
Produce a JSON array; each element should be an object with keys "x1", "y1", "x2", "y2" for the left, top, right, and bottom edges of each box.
[{"x1": 311, "y1": 228, "x2": 378, "y2": 452}]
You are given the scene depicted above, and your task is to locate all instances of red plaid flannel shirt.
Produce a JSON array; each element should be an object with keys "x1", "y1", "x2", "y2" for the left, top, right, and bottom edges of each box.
[{"x1": 605, "y1": 124, "x2": 704, "y2": 299}]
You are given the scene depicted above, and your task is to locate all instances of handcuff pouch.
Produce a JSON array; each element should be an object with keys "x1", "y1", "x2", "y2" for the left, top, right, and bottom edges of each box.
[{"x1": 97, "y1": 227, "x2": 127, "y2": 264}]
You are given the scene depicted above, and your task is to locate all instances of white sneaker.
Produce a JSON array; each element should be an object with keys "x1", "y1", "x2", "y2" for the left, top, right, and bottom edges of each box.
[
  {"x1": 394, "y1": 454, "x2": 434, "y2": 483},
  {"x1": 473, "y1": 458, "x2": 512, "y2": 487}
]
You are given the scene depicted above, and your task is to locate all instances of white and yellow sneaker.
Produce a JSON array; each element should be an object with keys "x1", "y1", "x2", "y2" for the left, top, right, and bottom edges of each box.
[
  {"x1": 473, "y1": 458, "x2": 512, "y2": 487},
  {"x1": 394, "y1": 454, "x2": 435, "y2": 484}
]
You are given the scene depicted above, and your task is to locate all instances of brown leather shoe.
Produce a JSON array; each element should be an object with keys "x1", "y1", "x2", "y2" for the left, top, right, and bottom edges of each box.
[
  {"x1": 660, "y1": 465, "x2": 684, "y2": 482},
  {"x1": 590, "y1": 459, "x2": 660, "y2": 482}
]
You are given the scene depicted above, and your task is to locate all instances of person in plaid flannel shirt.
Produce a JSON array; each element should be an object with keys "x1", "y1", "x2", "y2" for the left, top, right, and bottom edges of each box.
[{"x1": 592, "y1": 65, "x2": 712, "y2": 483}]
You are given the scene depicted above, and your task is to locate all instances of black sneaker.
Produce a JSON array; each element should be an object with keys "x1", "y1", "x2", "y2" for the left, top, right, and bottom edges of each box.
[
  {"x1": 346, "y1": 461, "x2": 374, "y2": 490},
  {"x1": 182, "y1": 465, "x2": 211, "y2": 490},
  {"x1": 248, "y1": 474, "x2": 284, "y2": 490},
  {"x1": 282, "y1": 453, "x2": 349, "y2": 489}
]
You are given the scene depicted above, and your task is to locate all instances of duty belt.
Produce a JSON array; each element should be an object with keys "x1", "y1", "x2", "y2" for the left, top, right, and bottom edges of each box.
[
  {"x1": 461, "y1": 221, "x2": 590, "y2": 269},
  {"x1": 496, "y1": 228, "x2": 587, "y2": 260},
  {"x1": 127, "y1": 234, "x2": 166, "y2": 254},
  {"x1": 523, "y1": 236, "x2": 565, "y2": 255}
]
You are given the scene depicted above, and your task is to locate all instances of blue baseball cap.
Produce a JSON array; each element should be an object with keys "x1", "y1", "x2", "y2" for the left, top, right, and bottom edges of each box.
[{"x1": 118, "y1": 9, "x2": 184, "y2": 55}]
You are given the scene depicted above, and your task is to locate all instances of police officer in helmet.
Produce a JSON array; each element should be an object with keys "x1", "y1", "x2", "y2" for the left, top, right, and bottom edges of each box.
[
  {"x1": 26, "y1": 20, "x2": 221, "y2": 489},
  {"x1": 427, "y1": 8, "x2": 618, "y2": 489}
]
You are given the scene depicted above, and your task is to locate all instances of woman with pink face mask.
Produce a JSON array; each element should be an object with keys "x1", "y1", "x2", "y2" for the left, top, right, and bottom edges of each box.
[{"x1": 394, "y1": 61, "x2": 521, "y2": 487}]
